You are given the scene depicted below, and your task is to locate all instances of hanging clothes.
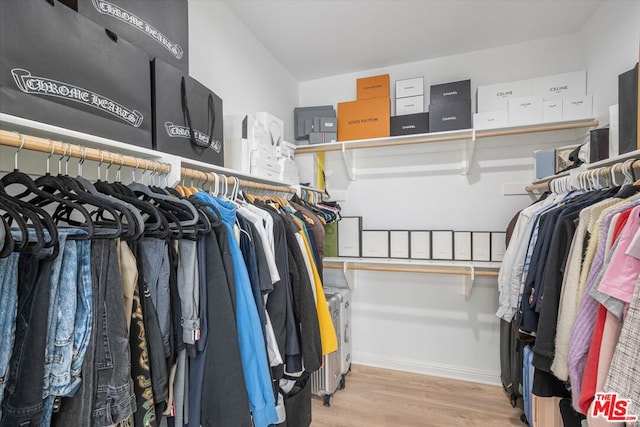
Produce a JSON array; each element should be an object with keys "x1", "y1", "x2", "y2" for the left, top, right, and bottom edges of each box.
[
  {"x1": 0, "y1": 156, "x2": 336, "y2": 427},
  {"x1": 498, "y1": 171, "x2": 640, "y2": 419}
]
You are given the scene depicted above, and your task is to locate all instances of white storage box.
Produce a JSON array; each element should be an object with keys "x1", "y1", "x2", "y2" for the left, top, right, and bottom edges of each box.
[
  {"x1": 250, "y1": 156, "x2": 282, "y2": 181},
  {"x1": 472, "y1": 232, "x2": 491, "y2": 262},
  {"x1": 508, "y1": 95, "x2": 543, "y2": 126},
  {"x1": 454, "y1": 231, "x2": 472, "y2": 261},
  {"x1": 562, "y1": 95, "x2": 593, "y2": 121},
  {"x1": 389, "y1": 231, "x2": 409, "y2": 258},
  {"x1": 395, "y1": 77, "x2": 424, "y2": 99},
  {"x1": 491, "y1": 232, "x2": 507, "y2": 262},
  {"x1": 338, "y1": 217, "x2": 362, "y2": 257},
  {"x1": 225, "y1": 114, "x2": 276, "y2": 172},
  {"x1": 477, "y1": 79, "x2": 532, "y2": 113},
  {"x1": 396, "y1": 95, "x2": 424, "y2": 116},
  {"x1": 410, "y1": 231, "x2": 431, "y2": 260},
  {"x1": 473, "y1": 111, "x2": 509, "y2": 130},
  {"x1": 280, "y1": 158, "x2": 299, "y2": 185},
  {"x1": 432, "y1": 230, "x2": 453, "y2": 260},
  {"x1": 543, "y1": 99, "x2": 563, "y2": 122},
  {"x1": 249, "y1": 167, "x2": 280, "y2": 181},
  {"x1": 533, "y1": 71, "x2": 586, "y2": 98},
  {"x1": 251, "y1": 153, "x2": 280, "y2": 173},
  {"x1": 255, "y1": 112, "x2": 284, "y2": 148},
  {"x1": 362, "y1": 230, "x2": 389, "y2": 258},
  {"x1": 278, "y1": 141, "x2": 296, "y2": 160}
]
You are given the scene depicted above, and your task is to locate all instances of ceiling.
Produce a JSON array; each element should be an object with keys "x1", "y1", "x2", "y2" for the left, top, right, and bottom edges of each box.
[{"x1": 224, "y1": 0, "x2": 603, "y2": 82}]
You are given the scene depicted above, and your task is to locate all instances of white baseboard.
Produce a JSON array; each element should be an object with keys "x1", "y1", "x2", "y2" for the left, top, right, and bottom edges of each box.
[{"x1": 352, "y1": 352, "x2": 502, "y2": 386}]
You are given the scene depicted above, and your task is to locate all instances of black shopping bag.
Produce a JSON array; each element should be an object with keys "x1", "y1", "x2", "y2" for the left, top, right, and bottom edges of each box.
[
  {"x1": 152, "y1": 58, "x2": 224, "y2": 166},
  {"x1": 0, "y1": 0, "x2": 152, "y2": 148},
  {"x1": 77, "y1": 0, "x2": 189, "y2": 73}
]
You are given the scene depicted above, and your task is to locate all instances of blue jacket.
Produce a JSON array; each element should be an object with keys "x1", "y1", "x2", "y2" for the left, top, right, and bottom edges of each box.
[{"x1": 194, "y1": 192, "x2": 278, "y2": 427}]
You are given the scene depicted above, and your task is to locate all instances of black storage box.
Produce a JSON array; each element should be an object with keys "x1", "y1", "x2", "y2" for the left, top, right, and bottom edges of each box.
[
  {"x1": 77, "y1": 0, "x2": 189, "y2": 73},
  {"x1": 619, "y1": 63, "x2": 638, "y2": 155},
  {"x1": 430, "y1": 79, "x2": 471, "y2": 104},
  {"x1": 590, "y1": 127, "x2": 609, "y2": 163},
  {"x1": 0, "y1": 0, "x2": 152, "y2": 148},
  {"x1": 152, "y1": 58, "x2": 224, "y2": 165},
  {"x1": 391, "y1": 112, "x2": 429, "y2": 136},
  {"x1": 429, "y1": 100, "x2": 472, "y2": 132}
]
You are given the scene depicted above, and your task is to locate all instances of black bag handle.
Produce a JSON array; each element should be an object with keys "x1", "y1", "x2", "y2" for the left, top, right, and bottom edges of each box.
[{"x1": 181, "y1": 77, "x2": 215, "y2": 153}]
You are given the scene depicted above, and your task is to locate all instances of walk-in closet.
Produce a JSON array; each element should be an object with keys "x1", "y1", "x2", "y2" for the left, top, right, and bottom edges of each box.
[{"x1": 1, "y1": 1, "x2": 639, "y2": 426}]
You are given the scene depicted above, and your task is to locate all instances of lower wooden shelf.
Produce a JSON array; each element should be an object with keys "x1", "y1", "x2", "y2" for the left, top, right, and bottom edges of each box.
[{"x1": 322, "y1": 257, "x2": 500, "y2": 298}]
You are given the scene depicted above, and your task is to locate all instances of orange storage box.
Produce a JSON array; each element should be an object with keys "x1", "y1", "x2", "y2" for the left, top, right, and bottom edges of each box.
[
  {"x1": 337, "y1": 97, "x2": 390, "y2": 141},
  {"x1": 356, "y1": 74, "x2": 390, "y2": 100}
]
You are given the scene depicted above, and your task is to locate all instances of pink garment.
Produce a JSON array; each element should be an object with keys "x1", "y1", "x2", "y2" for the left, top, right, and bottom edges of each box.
[
  {"x1": 585, "y1": 310, "x2": 625, "y2": 426},
  {"x1": 598, "y1": 206, "x2": 640, "y2": 304}
]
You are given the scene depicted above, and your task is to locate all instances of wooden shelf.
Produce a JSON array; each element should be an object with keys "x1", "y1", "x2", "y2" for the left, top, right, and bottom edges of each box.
[
  {"x1": 526, "y1": 148, "x2": 640, "y2": 193},
  {"x1": 586, "y1": 149, "x2": 640, "y2": 170},
  {"x1": 295, "y1": 119, "x2": 598, "y2": 154},
  {"x1": 323, "y1": 257, "x2": 500, "y2": 298},
  {"x1": 296, "y1": 119, "x2": 597, "y2": 179},
  {"x1": 295, "y1": 128, "x2": 472, "y2": 154}
]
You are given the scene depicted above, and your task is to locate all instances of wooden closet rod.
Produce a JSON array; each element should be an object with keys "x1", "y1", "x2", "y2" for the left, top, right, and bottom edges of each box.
[
  {"x1": 180, "y1": 166, "x2": 296, "y2": 195},
  {"x1": 525, "y1": 159, "x2": 640, "y2": 193},
  {"x1": 0, "y1": 129, "x2": 171, "y2": 173},
  {"x1": 324, "y1": 263, "x2": 499, "y2": 277}
]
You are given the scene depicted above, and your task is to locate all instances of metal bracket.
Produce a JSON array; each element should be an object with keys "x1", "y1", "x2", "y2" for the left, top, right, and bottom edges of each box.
[
  {"x1": 461, "y1": 129, "x2": 476, "y2": 176},
  {"x1": 157, "y1": 153, "x2": 182, "y2": 187},
  {"x1": 343, "y1": 261, "x2": 357, "y2": 290},
  {"x1": 341, "y1": 140, "x2": 357, "y2": 181},
  {"x1": 460, "y1": 266, "x2": 475, "y2": 299}
]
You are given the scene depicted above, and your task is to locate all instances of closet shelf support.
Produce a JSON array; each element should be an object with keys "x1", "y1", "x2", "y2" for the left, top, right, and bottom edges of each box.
[
  {"x1": 461, "y1": 266, "x2": 475, "y2": 299},
  {"x1": 461, "y1": 130, "x2": 476, "y2": 176},
  {"x1": 342, "y1": 260, "x2": 357, "y2": 290},
  {"x1": 341, "y1": 140, "x2": 357, "y2": 181}
]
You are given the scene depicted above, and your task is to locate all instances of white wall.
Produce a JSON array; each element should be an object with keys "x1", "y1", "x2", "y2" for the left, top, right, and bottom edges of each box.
[
  {"x1": 188, "y1": 0, "x2": 298, "y2": 141},
  {"x1": 299, "y1": 34, "x2": 585, "y2": 112},
  {"x1": 579, "y1": 0, "x2": 640, "y2": 122},
  {"x1": 300, "y1": 34, "x2": 589, "y2": 384}
]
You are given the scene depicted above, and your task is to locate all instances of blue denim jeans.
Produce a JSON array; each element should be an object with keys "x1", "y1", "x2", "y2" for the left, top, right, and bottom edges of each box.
[
  {"x1": 0, "y1": 253, "x2": 19, "y2": 421},
  {"x1": 91, "y1": 239, "x2": 136, "y2": 425},
  {"x1": 41, "y1": 230, "x2": 92, "y2": 427}
]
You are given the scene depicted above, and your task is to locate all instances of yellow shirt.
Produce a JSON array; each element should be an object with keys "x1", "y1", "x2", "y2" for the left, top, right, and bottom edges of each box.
[{"x1": 291, "y1": 215, "x2": 338, "y2": 355}]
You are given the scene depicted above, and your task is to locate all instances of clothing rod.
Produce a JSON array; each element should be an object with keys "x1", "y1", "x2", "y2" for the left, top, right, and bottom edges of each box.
[
  {"x1": 525, "y1": 159, "x2": 640, "y2": 193},
  {"x1": 180, "y1": 167, "x2": 296, "y2": 195},
  {"x1": 0, "y1": 129, "x2": 171, "y2": 173},
  {"x1": 298, "y1": 185, "x2": 325, "y2": 194},
  {"x1": 324, "y1": 263, "x2": 499, "y2": 277}
]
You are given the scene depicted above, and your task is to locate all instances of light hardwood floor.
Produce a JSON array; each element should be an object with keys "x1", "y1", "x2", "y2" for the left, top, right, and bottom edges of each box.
[{"x1": 311, "y1": 365, "x2": 524, "y2": 427}]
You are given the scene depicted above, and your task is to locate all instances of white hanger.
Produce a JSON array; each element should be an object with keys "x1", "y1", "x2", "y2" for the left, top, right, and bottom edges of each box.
[{"x1": 622, "y1": 159, "x2": 635, "y2": 185}]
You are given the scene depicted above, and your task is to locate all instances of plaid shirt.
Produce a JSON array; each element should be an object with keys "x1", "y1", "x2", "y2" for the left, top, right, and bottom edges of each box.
[{"x1": 605, "y1": 275, "x2": 640, "y2": 426}]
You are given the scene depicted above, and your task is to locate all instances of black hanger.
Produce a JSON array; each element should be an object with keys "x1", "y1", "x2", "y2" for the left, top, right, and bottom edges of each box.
[
  {"x1": 0, "y1": 181, "x2": 51, "y2": 254},
  {"x1": 189, "y1": 197, "x2": 222, "y2": 230},
  {"x1": 106, "y1": 181, "x2": 169, "y2": 239},
  {"x1": 0, "y1": 215, "x2": 14, "y2": 258},
  {"x1": 151, "y1": 185, "x2": 215, "y2": 238},
  {"x1": 52, "y1": 146, "x2": 127, "y2": 239},
  {"x1": 0, "y1": 195, "x2": 29, "y2": 253},
  {"x1": 129, "y1": 175, "x2": 199, "y2": 238},
  {"x1": 2, "y1": 141, "x2": 94, "y2": 240}
]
